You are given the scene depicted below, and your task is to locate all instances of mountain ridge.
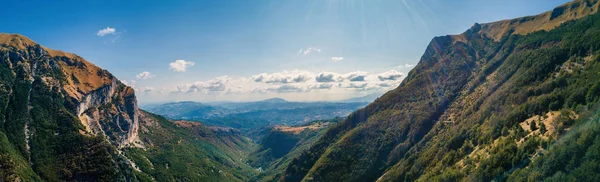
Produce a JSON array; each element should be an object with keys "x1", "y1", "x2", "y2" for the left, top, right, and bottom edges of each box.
[
  {"x1": 0, "y1": 33, "x2": 259, "y2": 181},
  {"x1": 468, "y1": 0, "x2": 600, "y2": 41},
  {"x1": 279, "y1": 0, "x2": 600, "y2": 181}
]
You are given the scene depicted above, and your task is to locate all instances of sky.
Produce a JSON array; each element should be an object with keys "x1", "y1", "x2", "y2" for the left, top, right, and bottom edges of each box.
[{"x1": 0, "y1": 0, "x2": 571, "y2": 103}]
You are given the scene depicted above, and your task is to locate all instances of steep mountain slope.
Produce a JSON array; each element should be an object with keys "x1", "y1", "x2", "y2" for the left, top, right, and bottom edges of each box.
[
  {"x1": 0, "y1": 34, "x2": 255, "y2": 181},
  {"x1": 249, "y1": 119, "x2": 340, "y2": 181},
  {"x1": 0, "y1": 33, "x2": 141, "y2": 181},
  {"x1": 125, "y1": 111, "x2": 255, "y2": 181},
  {"x1": 280, "y1": 0, "x2": 600, "y2": 181}
]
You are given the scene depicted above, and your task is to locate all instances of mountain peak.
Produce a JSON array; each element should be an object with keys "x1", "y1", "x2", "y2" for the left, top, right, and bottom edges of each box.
[
  {"x1": 0, "y1": 33, "x2": 80, "y2": 59},
  {"x1": 0, "y1": 33, "x2": 118, "y2": 100},
  {"x1": 0, "y1": 32, "x2": 140, "y2": 147},
  {"x1": 0, "y1": 33, "x2": 37, "y2": 49},
  {"x1": 472, "y1": 0, "x2": 600, "y2": 41},
  {"x1": 261, "y1": 97, "x2": 287, "y2": 103}
]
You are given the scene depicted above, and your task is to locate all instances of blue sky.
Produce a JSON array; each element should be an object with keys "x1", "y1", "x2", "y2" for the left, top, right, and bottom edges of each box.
[{"x1": 0, "y1": 0, "x2": 570, "y2": 103}]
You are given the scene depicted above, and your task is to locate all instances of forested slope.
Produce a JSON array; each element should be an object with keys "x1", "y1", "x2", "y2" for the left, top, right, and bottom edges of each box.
[{"x1": 280, "y1": 0, "x2": 600, "y2": 181}]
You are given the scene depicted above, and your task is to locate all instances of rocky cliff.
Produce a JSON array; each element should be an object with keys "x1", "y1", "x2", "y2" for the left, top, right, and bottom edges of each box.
[
  {"x1": 0, "y1": 34, "x2": 144, "y2": 181},
  {"x1": 0, "y1": 33, "x2": 140, "y2": 148},
  {"x1": 0, "y1": 33, "x2": 257, "y2": 181}
]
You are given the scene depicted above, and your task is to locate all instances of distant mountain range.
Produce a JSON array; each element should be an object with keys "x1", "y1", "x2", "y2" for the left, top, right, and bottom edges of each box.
[
  {"x1": 141, "y1": 98, "x2": 369, "y2": 134},
  {"x1": 337, "y1": 92, "x2": 384, "y2": 103}
]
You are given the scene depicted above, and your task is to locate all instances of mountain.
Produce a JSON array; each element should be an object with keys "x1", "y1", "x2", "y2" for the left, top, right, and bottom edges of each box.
[
  {"x1": 338, "y1": 92, "x2": 384, "y2": 103},
  {"x1": 125, "y1": 111, "x2": 255, "y2": 181},
  {"x1": 143, "y1": 101, "x2": 229, "y2": 120},
  {"x1": 142, "y1": 100, "x2": 368, "y2": 133},
  {"x1": 0, "y1": 33, "x2": 142, "y2": 181},
  {"x1": 260, "y1": 98, "x2": 288, "y2": 103},
  {"x1": 279, "y1": 0, "x2": 600, "y2": 181},
  {"x1": 0, "y1": 34, "x2": 255, "y2": 181},
  {"x1": 6, "y1": 0, "x2": 600, "y2": 181},
  {"x1": 248, "y1": 118, "x2": 341, "y2": 181}
]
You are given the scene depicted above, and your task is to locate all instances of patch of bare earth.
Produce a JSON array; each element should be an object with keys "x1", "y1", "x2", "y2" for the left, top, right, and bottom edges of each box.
[{"x1": 273, "y1": 122, "x2": 331, "y2": 134}]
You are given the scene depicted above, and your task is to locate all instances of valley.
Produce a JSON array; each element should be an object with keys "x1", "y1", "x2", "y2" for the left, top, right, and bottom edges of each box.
[
  {"x1": 142, "y1": 98, "x2": 368, "y2": 137},
  {"x1": 3, "y1": 0, "x2": 600, "y2": 181}
]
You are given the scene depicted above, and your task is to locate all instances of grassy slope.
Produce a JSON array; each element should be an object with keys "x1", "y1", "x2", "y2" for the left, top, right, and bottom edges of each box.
[
  {"x1": 508, "y1": 106, "x2": 600, "y2": 181},
  {"x1": 281, "y1": 4, "x2": 600, "y2": 182},
  {"x1": 381, "y1": 11, "x2": 600, "y2": 181},
  {"x1": 125, "y1": 111, "x2": 256, "y2": 182},
  {"x1": 0, "y1": 43, "x2": 130, "y2": 182},
  {"x1": 248, "y1": 120, "x2": 339, "y2": 181}
]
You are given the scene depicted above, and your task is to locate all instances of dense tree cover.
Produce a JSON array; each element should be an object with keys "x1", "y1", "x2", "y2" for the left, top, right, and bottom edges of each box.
[
  {"x1": 124, "y1": 111, "x2": 256, "y2": 182},
  {"x1": 281, "y1": 6, "x2": 600, "y2": 182},
  {"x1": 247, "y1": 119, "x2": 339, "y2": 181},
  {"x1": 508, "y1": 108, "x2": 600, "y2": 181}
]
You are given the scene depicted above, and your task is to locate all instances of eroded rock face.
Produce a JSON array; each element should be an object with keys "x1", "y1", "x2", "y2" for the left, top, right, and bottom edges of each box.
[
  {"x1": 0, "y1": 33, "x2": 141, "y2": 148},
  {"x1": 77, "y1": 80, "x2": 141, "y2": 147}
]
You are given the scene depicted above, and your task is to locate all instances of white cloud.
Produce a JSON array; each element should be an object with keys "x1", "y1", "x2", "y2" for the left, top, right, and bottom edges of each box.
[
  {"x1": 309, "y1": 83, "x2": 334, "y2": 90},
  {"x1": 120, "y1": 80, "x2": 157, "y2": 95},
  {"x1": 97, "y1": 27, "x2": 116, "y2": 36},
  {"x1": 121, "y1": 80, "x2": 136, "y2": 87},
  {"x1": 339, "y1": 82, "x2": 368, "y2": 89},
  {"x1": 136, "y1": 71, "x2": 154, "y2": 80},
  {"x1": 169, "y1": 60, "x2": 195, "y2": 72},
  {"x1": 298, "y1": 47, "x2": 321, "y2": 55},
  {"x1": 96, "y1": 26, "x2": 124, "y2": 43},
  {"x1": 251, "y1": 83, "x2": 334, "y2": 94},
  {"x1": 398, "y1": 63, "x2": 416, "y2": 69},
  {"x1": 271, "y1": 85, "x2": 308, "y2": 93},
  {"x1": 168, "y1": 70, "x2": 406, "y2": 96},
  {"x1": 315, "y1": 72, "x2": 344, "y2": 83},
  {"x1": 173, "y1": 76, "x2": 244, "y2": 94},
  {"x1": 343, "y1": 71, "x2": 368, "y2": 82},
  {"x1": 331, "y1": 57, "x2": 344, "y2": 62},
  {"x1": 377, "y1": 70, "x2": 406, "y2": 81},
  {"x1": 140, "y1": 87, "x2": 154, "y2": 94},
  {"x1": 251, "y1": 70, "x2": 312, "y2": 84}
]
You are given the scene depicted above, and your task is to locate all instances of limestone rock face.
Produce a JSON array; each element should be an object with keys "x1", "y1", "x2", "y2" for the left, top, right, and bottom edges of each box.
[
  {"x1": 0, "y1": 33, "x2": 140, "y2": 147},
  {"x1": 77, "y1": 79, "x2": 141, "y2": 147}
]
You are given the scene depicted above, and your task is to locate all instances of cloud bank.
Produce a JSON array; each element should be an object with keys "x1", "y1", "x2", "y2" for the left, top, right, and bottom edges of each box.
[{"x1": 167, "y1": 69, "x2": 407, "y2": 95}]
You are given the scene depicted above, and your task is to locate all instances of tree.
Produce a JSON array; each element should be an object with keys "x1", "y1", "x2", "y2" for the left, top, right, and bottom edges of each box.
[
  {"x1": 540, "y1": 122, "x2": 547, "y2": 134},
  {"x1": 530, "y1": 121, "x2": 538, "y2": 131}
]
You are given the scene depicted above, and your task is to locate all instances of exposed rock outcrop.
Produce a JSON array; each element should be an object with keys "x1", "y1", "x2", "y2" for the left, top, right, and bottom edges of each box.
[{"x1": 0, "y1": 33, "x2": 141, "y2": 147}]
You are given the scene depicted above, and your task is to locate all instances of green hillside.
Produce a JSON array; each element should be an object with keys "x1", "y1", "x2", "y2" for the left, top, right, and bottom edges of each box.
[
  {"x1": 249, "y1": 119, "x2": 340, "y2": 181},
  {"x1": 6, "y1": 0, "x2": 600, "y2": 181},
  {"x1": 0, "y1": 33, "x2": 257, "y2": 181},
  {"x1": 280, "y1": 1, "x2": 600, "y2": 181},
  {"x1": 124, "y1": 111, "x2": 255, "y2": 181}
]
